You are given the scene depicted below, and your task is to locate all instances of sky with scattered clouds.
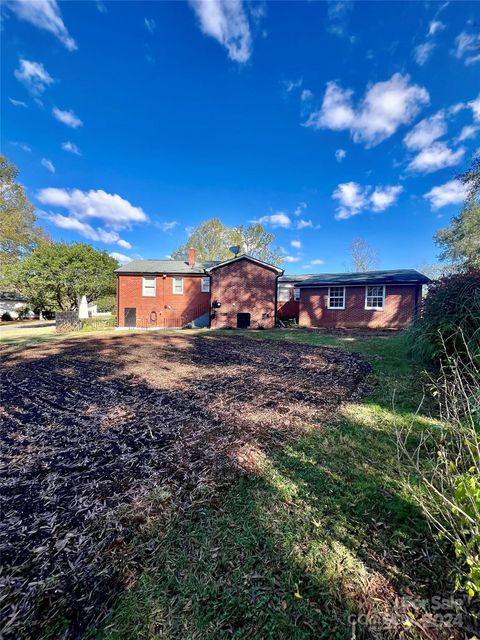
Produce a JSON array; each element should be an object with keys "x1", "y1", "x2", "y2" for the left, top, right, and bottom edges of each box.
[{"x1": 2, "y1": 0, "x2": 479, "y2": 270}]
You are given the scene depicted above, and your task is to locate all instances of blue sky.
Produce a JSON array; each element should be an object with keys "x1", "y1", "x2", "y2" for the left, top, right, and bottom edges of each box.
[{"x1": 2, "y1": 0, "x2": 479, "y2": 273}]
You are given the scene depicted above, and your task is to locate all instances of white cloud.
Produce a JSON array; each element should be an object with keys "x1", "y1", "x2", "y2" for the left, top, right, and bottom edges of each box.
[
  {"x1": 305, "y1": 73, "x2": 429, "y2": 147},
  {"x1": 456, "y1": 125, "x2": 479, "y2": 143},
  {"x1": 428, "y1": 20, "x2": 445, "y2": 36},
  {"x1": 293, "y1": 202, "x2": 307, "y2": 216},
  {"x1": 41, "y1": 158, "x2": 55, "y2": 173},
  {"x1": 144, "y1": 17, "x2": 156, "y2": 32},
  {"x1": 36, "y1": 188, "x2": 148, "y2": 230},
  {"x1": 284, "y1": 78, "x2": 302, "y2": 93},
  {"x1": 14, "y1": 59, "x2": 54, "y2": 95},
  {"x1": 45, "y1": 213, "x2": 119, "y2": 242},
  {"x1": 189, "y1": 0, "x2": 252, "y2": 63},
  {"x1": 403, "y1": 112, "x2": 446, "y2": 150},
  {"x1": 333, "y1": 182, "x2": 368, "y2": 219},
  {"x1": 96, "y1": 1, "x2": 107, "y2": 14},
  {"x1": 110, "y1": 252, "x2": 132, "y2": 265},
  {"x1": 301, "y1": 89, "x2": 313, "y2": 101},
  {"x1": 333, "y1": 181, "x2": 402, "y2": 219},
  {"x1": 6, "y1": 0, "x2": 77, "y2": 50},
  {"x1": 255, "y1": 212, "x2": 292, "y2": 228},
  {"x1": 370, "y1": 185, "x2": 403, "y2": 212},
  {"x1": 326, "y1": 1, "x2": 353, "y2": 38},
  {"x1": 117, "y1": 239, "x2": 132, "y2": 249},
  {"x1": 454, "y1": 32, "x2": 480, "y2": 65},
  {"x1": 9, "y1": 97, "x2": 27, "y2": 107},
  {"x1": 10, "y1": 141, "x2": 31, "y2": 152},
  {"x1": 424, "y1": 179, "x2": 467, "y2": 209},
  {"x1": 290, "y1": 240, "x2": 302, "y2": 249},
  {"x1": 156, "y1": 221, "x2": 178, "y2": 232},
  {"x1": 284, "y1": 255, "x2": 301, "y2": 263},
  {"x1": 52, "y1": 107, "x2": 83, "y2": 128},
  {"x1": 414, "y1": 41, "x2": 435, "y2": 66},
  {"x1": 310, "y1": 259, "x2": 324, "y2": 265},
  {"x1": 469, "y1": 95, "x2": 480, "y2": 122},
  {"x1": 61, "y1": 141, "x2": 82, "y2": 155},
  {"x1": 296, "y1": 219, "x2": 314, "y2": 229},
  {"x1": 407, "y1": 142, "x2": 465, "y2": 174},
  {"x1": 335, "y1": 148, "x2": 347, "y2": 162}
]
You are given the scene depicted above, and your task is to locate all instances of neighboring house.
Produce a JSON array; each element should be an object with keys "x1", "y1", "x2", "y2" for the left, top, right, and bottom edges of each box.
[
  {"x1": 295, "y1": 270, "x2": 429, "y2": 329},
  {"x1": 115, "y1": 249, "x2": 283, "y2": 329},
  {"x1": 0, "y1": 292, "x2": 33, "y2": 320},
  {"x1": 115, "y1": 252, "x2": 429, "y2": 331}
]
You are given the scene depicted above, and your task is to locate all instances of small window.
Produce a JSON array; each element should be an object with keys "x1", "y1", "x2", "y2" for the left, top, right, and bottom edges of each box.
[
  {"x1": 173, "y1": 277, "x2": 184, "y2": 294},
  {"x1": 293, "y1": 288, "x2": 300, "y2": 301},
  {"x1": 142, "y1": 276, "x2": 156, "y2": 297},
  {"x1": 328, "y1": 286, "x2": 345, "y2": 309},
  {"x1": 365, "y1": 285, "x2": 385, "y2": 309},
  {"x1": 201, "y1": 277, "x2": 210, "y2": 293},
  {"x1": 277, "y1": 285, "x2": 290, "y2": 302}
]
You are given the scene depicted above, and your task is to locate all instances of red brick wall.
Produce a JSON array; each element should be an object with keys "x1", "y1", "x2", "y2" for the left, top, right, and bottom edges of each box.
[
  {"x1": 277, "y1": 288, "x2": 300, "y2": 320},
  {"x1": 210, "y1": 258, "x2": 278, "y2": 329},
  {"x1": 117, "y1": 274, "x2": 210, "y2": 328},
  {"x1": 298, "y1": 284, "x2": 421, "y2": 329}
]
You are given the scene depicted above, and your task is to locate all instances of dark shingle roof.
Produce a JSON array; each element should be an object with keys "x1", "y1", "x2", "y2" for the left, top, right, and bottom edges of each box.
[
  {"x1": 115, "y1": 254, "x2": 283, "y2": 275},
  {"x1": 114, "y1": 260, "x2": 221, "y2": 275},
  {"x1": 278, "y1": 274, "x2": 319, "y2": 283},
  {"x1": 295, "y1": 269, "x2": 430, "y2": 287}
]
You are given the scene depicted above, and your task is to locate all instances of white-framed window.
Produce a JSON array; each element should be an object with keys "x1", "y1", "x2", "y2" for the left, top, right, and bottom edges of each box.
[
  {"x1": 277, "y1": 284, "x2": 291, "y2": 302},
  {"x1": 293, "y1": 287, "x2": 300, "y2": 301},
  {"x1": 172, "y1": 277, "x2": 184, "y2": 294},
  {"x1": 365, "y1": 285, "x2": 385, "y2": 310},
  {"x1": 142, "y1": 276, "x2": 156, "y2": 297},
  {"x1": 328, "y1": 286, "x2": 345, "y2": 309},
  {"x1": 201, "y1": 277, "x2": 210, "y2": 293}
]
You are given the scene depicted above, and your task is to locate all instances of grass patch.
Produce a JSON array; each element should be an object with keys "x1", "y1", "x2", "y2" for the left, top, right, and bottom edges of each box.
[{"x1": 97, "y1": 329, "x2": 444, "y2": 639}]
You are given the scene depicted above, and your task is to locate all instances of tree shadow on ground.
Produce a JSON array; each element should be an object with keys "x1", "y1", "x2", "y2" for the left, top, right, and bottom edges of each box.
[{"x1": 0, "y1": 332, "x2": 452, "y2": 639}]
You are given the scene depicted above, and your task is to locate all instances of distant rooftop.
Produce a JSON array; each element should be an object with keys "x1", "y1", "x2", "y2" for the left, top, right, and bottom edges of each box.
[{"x1": 294, "y1": 269, "x2": 430, "y2": 287}]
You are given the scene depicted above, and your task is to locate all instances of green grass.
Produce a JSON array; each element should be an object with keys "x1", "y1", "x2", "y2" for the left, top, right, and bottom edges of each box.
[{"x1": 96, "y1": 329, "x2": 443, "y2": 640}]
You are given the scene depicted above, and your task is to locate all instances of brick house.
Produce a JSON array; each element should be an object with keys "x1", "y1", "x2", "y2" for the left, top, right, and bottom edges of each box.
[
  {"x1": 116, "y1": 252, "x2": 428, "y2": 330},
  {"x1": 293, "y1": 270, "x2": 429, "y2": 329},
  {"x1": 115, "y1": 249, "x2": 283, "y2": 329}
]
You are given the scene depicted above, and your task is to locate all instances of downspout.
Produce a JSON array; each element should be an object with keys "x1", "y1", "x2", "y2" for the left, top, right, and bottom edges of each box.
[{"x1": 116, "y1": 275, "x2": 119, "y2": 327}]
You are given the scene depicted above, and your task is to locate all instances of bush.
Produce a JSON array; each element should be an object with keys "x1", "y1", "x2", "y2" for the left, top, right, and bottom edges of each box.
[
  {"x1": 409, "y1": 268, "x2": 480, "y2": 365},
  {"x1": 80, "y1": 316, "x2": 116, "y2": 332},
  {"x1": 1, "y1": 312, "x2": 13, "y2": 322},
  {"x1": 398, "y1": 330, "x2": 480, "y2": 599}
]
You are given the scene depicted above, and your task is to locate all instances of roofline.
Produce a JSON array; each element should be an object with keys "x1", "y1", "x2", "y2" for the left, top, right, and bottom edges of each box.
[
  {"x1": 115, "y1": 271, "x2": 207, "y2": 276},
  {"x1": 205, "y1": 254, "x2": 284, "y2": 274},
  {"x1": 296, "y1": 279, "x2": 430, "y2": 287}
]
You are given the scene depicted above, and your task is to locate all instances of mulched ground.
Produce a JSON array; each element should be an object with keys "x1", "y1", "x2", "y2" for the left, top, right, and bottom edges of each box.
[{"x1": 0, "y1": 332, "x2": 370, "y2": 639}]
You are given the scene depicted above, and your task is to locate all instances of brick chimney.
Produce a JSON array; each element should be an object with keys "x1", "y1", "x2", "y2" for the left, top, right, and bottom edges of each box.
[{"x1": 188, "y1": 247, "x2": 196, "y2": 267}]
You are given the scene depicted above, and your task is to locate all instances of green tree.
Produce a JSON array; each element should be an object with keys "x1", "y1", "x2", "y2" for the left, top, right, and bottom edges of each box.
[
  {"x1": 172, "y1": 218, "x2": 232, "y2": 261},
  {"x1": 172, "y1": 218, "x2": 283, "y2": 265},
  {"x1": 230, "y1": 223, "x2": 283, "y2": 265},
  {"x1": 435, "y1": 158, "x2": 480, "y2": 270},
  {"x1": 11, "y1": 242, "x2": 119, "y2": 313},
  {"x1": 0, "y1": 155, "x2": 45, "y2": 284}
]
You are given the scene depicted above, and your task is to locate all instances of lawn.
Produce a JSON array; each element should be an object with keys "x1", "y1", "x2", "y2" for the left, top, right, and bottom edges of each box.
[
  {"x1": 0, "y1": 329, "x2": 455, "y2": 639},
  {"x1": 98, "y1": 330, "x2": 450, "y2": 639}
]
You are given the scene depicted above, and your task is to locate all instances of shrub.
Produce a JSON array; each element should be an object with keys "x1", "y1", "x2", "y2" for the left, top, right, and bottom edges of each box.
[
  {"x1": 1, "y1": 312, "x2": 13, "y2": 322},
  {"x1": 398, "y1": 330, "x2": 480, "y2": 599},
  {"x1": 409, "y1": 268, "x2": 480, "y2": 365},
  {"x1": 80, "y1": 316, "x2": 116, "y2": 332}
]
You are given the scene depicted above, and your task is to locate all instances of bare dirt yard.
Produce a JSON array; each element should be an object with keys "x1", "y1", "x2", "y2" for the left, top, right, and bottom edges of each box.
[{"x1": 0, "y1": 332, "x2": 370, "y2": 639}]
